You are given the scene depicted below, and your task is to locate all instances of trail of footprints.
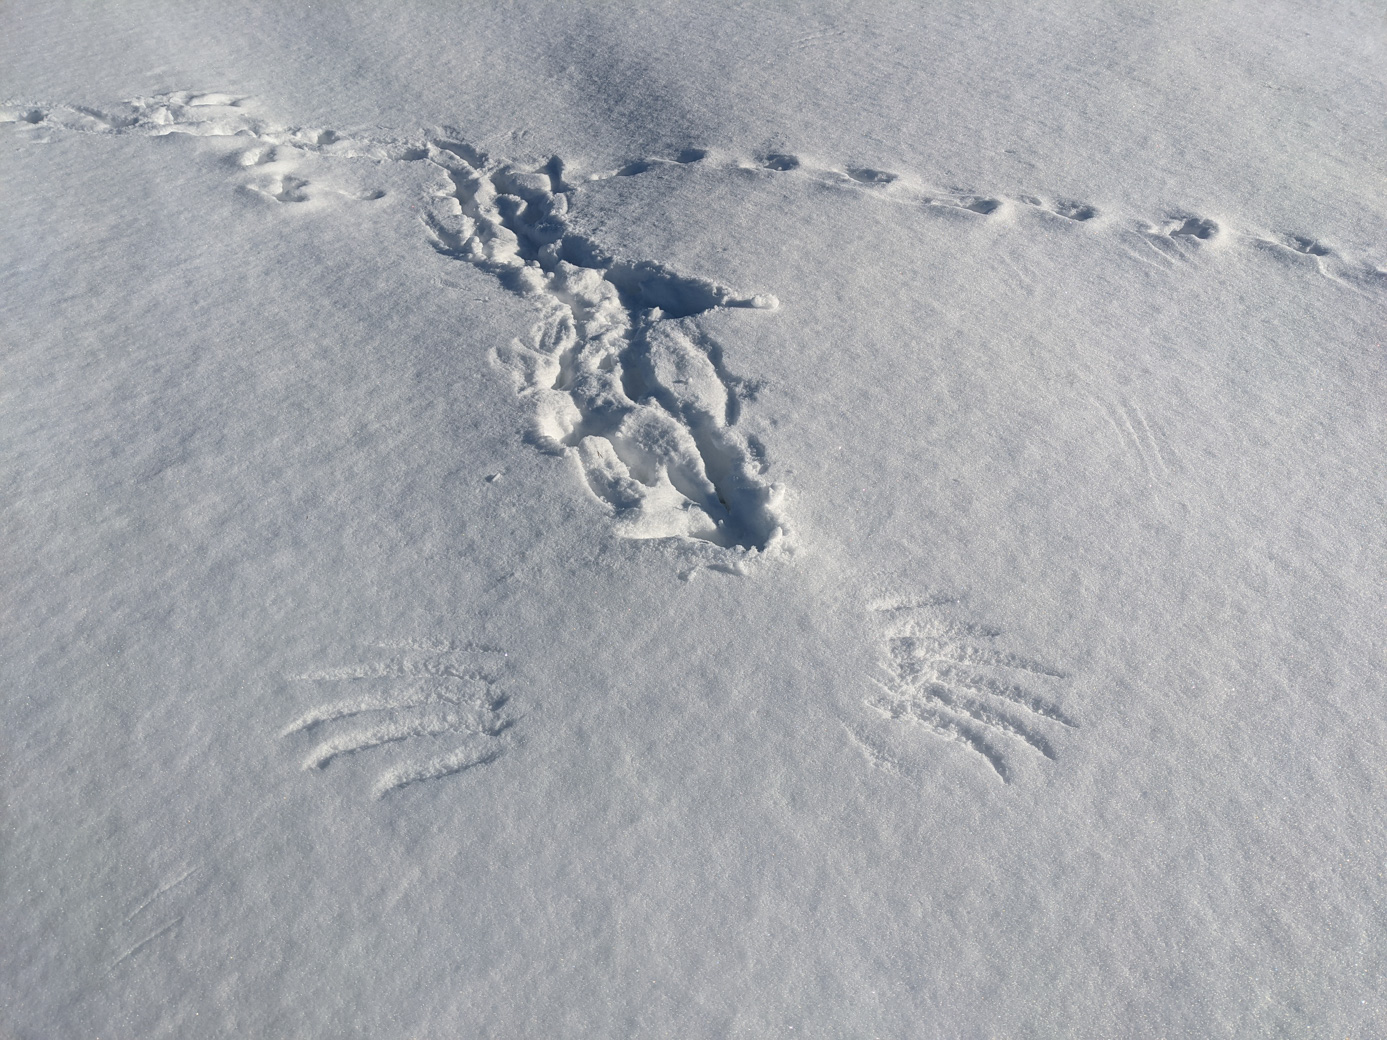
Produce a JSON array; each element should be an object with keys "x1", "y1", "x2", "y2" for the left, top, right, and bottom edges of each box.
[
  {"x1": 586, "y1": 145, "x2": 1383, "y2": 292},
  {"x1": 282, "y1": 642, "x2": 514, "y2": 798},
  {"x1": 862, "y1": 599, "x2": 1076, "y2": 782},
  {"x1": 4, "y1": 91, "x2": 1383, "y2": 557}
]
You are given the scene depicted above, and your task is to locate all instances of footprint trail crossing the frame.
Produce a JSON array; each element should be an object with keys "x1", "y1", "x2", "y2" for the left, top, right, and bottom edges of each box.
[{"x1": 5, "y1": 92, "x2": 1382, "y2": 555}]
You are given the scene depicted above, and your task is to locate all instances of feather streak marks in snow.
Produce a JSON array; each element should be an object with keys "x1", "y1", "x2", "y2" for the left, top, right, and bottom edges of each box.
[
  {"x1": 1091, "y1": 393, "x2": 1178, "y2": 483},
  {"x1": 282, "y1": 644, "x2": 514, "y2": 799},
  {"x1": 108, "y1": 917, "x2": 184, "y2": 972},
  {"x1": 862, "y1": 600, "x2": 1077, "y2": 784}
]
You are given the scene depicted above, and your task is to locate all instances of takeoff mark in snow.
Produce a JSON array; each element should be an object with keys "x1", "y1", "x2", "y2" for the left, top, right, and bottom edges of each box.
[
  {"x1": 421, "y1": 139, "x2": 787, "y2": 551},
  {"x1": 282, "y1": 643, "x2": 514, "y2": 798},
  {"x1": 864, "y1": 599, "x2": 1076, "y2": 782}
]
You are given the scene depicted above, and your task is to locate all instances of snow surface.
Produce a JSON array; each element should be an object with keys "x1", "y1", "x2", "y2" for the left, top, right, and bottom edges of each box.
[{"x1": 2, "y1": 2, "x2": 1385, "y2": 1036}]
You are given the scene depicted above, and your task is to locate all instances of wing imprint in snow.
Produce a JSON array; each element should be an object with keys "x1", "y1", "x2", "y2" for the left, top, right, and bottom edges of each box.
[
  {"x1": 864, "y1": 598, "x2": 1077, "y2": 783},
  {"x1": 281, "y1": 643, "x2": 515, "y2": 798}
]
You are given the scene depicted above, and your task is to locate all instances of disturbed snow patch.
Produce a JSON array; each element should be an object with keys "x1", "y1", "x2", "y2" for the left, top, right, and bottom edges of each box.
[
  {"x1": 421, "y1": 139, "x2": 787, "y2": 553},
  {"x1": 1, "y1": 92, "x2": 791, "y2": 556}
]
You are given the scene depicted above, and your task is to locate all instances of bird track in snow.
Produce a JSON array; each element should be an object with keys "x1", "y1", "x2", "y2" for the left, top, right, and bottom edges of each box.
[
  {"x1": 5, "y1": 94, "x2": 1381, "y2": 294},
  {"x1": 281, "y1": 642, "x2": 515, "y2": 798},
  {"x1": 862, "y1": 597, "x2": 1077, "y2": 783},
  {"x1": 585, "y1": 146, "x2": 1383, "y2": 294},
  {"x1": 5, "y1": 92, "x2": 1382, "y2": 557}
]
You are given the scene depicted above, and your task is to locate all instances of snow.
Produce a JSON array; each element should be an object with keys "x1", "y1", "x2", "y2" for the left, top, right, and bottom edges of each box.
[{"x1": 2, "y1": 2, "x2": 1384, "y2": 1036}]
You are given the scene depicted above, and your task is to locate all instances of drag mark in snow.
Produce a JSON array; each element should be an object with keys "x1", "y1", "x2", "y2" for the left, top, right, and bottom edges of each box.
[
  {"x1": 107, "y1": 870, "x2": 198, "y2": 976},
  {"x1": 844, "y1": 724, "x2": 907, "y2": 776},
  {"x1": 282, "y1": 644, "x2": 514, "y2": 798},
  {"x1": 107, "y1": 864, "x2": 206, "y2": 972},
  {"x1": 1250, "y1": 232, "x2": 1386, "y2": 297},
  {"x1": 790, "y1": 28, "x2": 850, "y2": 50},
  {"x1": 1276, "y1": 233, "x2": 1331, "y2": 257},
  {"x1": 1018, "y1": 195, "x2": 1099, "y2": 222},
  {"x1": 863, "y1": 599, "x2": 1076, "y2": 782},
  {"x1": 124, "y1": 866, "x2": 199, "y2": 924},
  {"x1": 1129, "y1": 211, "x2": 1224, "y2": 263},
  {"x1": 922, "y1": 190, "x2": 1003, "y2": 216}
]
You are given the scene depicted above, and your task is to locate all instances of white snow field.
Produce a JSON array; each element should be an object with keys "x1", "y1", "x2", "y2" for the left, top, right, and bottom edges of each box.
[{"x1": 2, "y1": 2, "x2": 1384, "y2": 1036}]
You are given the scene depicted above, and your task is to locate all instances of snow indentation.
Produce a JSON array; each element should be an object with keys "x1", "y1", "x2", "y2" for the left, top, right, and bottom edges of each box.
[
  {"x1": 864, "y1": 599, "x2": 1077, "y2": 783},
  {"x1": 282, "y1": 644, "x2": 515, "y2": 798},
  {"x1": 7, "y1": 90, "x2": 1383, "y2": 558},
  {"x1": 422, "y1": 139, "x2": 788, "y2": 552}
]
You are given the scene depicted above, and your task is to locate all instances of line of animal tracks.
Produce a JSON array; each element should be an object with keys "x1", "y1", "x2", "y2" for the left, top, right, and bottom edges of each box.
[{"x1": 6, "y1": 91, "x2": 1382, "y2": 562}]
